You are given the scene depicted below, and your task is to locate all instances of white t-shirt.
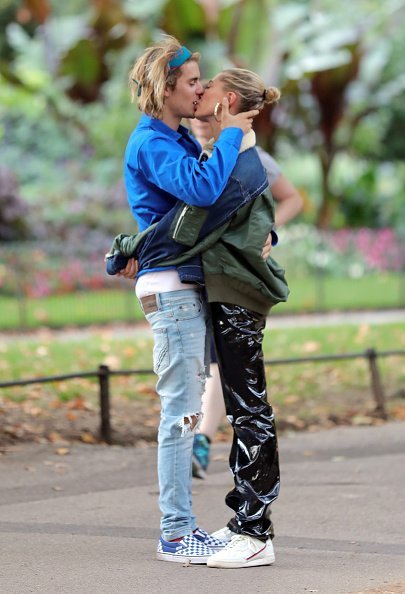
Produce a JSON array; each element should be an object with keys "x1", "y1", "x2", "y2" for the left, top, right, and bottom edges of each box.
[{"x1": 135, "y1": 270, "x2": 196, "y2": 298}]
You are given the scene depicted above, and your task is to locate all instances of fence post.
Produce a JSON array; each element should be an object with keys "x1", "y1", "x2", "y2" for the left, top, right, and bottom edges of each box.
[
  {"x1": 98, "y1": 364, "x2": 112, "y2": 444},
  {"x1": 365, "y1": 348, "x2": 387, "y2": 419}
]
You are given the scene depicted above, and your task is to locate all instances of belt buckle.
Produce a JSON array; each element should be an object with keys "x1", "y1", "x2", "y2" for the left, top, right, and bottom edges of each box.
[{"x1": 141, "y1": 294, "x2": 158, "y2": 314}]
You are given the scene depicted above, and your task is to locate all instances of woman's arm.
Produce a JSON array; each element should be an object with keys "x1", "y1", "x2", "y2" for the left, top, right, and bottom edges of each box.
[{"x1": 271, "y1": 174, "x2": 304, "y2": 228}]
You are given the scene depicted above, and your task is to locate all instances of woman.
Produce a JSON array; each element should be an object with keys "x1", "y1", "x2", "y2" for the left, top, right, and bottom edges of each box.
[
  {"x1": 188, "y1": 120, "x2": 303, "y2": 480},
  {"x1": 192, "y1": 69, "x2": 284, "y2": 569},
  {"x1": 111, "y1": 68, "x2": 288, "y2": 569}
]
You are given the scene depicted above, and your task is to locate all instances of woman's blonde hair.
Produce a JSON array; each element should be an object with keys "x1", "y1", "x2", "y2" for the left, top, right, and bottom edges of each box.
[
  {"x1": 218, "y1": 68, "x2": 280, "y2": 112},
  {"x1": 129, "y1": 35, "x2": 200, "y2": 119}
]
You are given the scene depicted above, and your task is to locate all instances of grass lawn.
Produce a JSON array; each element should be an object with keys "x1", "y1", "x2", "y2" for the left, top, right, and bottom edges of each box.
[
  {"x1": 1, "y1": 320, "x2": 404, "y2": 445},
  {"x1": 284, "y1": 272, "x2": 403, "y2": 312},
  {"x1": 0, "y1": 272, "x2": 403, "y2": 330},
  {"x1": 0, "y1": 289, "x2": 144, "y2": 330}
]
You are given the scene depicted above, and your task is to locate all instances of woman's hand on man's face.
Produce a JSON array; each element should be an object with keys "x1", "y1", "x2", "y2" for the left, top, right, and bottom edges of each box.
[{"x1": 220, "y1": 97, "x2": 259, "y2": 135}]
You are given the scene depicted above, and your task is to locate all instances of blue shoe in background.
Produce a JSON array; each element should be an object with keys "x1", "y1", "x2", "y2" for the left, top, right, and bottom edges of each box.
[{"x1": 192, "y1": 434, "x2": 211, "y2": 479}]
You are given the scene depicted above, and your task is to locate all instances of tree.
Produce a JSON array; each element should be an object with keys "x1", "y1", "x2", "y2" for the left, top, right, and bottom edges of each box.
[{"x1": 1, "y1": 0, "x2": 404, "y2": 230}]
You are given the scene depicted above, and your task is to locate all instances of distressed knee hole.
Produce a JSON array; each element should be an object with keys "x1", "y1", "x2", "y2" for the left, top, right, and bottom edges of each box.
[{"x1": 179, "y1": 412, "x2": 203, "y2": 436}]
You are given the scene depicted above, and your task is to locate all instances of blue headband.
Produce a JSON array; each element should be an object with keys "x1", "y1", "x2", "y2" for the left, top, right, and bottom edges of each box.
[
  {"x1": 168, "y1": 46, "x2": 192, "y2": 69},
  {"x1": 132, "y1": 78, "x2": 142, "y2": 96}
]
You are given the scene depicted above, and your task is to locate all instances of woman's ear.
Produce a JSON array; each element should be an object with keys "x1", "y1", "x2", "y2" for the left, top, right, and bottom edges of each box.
[{"x1": 227, "y1": 91, "x2": 238, "y2": 108}]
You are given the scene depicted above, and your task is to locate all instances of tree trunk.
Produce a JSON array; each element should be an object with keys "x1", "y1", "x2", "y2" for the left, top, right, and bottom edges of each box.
[{"x1": 316, "y1": 147, "x2": 336, "y2": 229}]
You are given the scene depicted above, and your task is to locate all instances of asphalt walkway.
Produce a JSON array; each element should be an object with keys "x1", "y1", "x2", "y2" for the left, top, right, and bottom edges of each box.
[{"x1": 1, "y1": 421, "x2": 405, "y2": 593}]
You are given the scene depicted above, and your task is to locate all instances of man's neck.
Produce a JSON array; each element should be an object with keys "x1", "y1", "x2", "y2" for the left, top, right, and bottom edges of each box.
[{"x1": 161, "y1": 111, "x2": 182, "y2": 131}]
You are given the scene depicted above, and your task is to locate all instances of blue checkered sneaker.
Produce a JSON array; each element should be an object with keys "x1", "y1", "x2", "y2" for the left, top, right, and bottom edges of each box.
[
  {"x1": 156, "y1": 534, "x2": 214, "y2": 564},
  {"x1": 193, "y1": 527, "x2": 228, "y2": 551}
]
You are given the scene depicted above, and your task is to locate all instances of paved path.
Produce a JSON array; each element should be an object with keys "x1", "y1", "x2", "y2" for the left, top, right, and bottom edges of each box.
[
  {"x1": 1, "y1": 421, "x2": 405, "y2": 593},
  {"x1": 1, "y1": 308, "x2": 404, "y2": 344}
]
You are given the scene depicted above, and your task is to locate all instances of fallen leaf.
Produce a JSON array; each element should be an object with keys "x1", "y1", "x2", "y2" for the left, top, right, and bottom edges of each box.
[
  {"x1": 53, "y1": 463, "x2": 68, "y2": 475},
  {"x1": 67, "y1": 397, "x2": 88, "y2": 410},
  {"x1": 55, "y1": 447, "x2": 70, "y2": 456},
  {"x1": 391, "y1": 405, "x2": 405, "y2": 420},
  {"x1": 285, "y1": 394, "x2": 300, "y2": 404},
  {"x1": 47, "y1": 431, "x2": 64, "y2": 443},
  {"x1": 351, "y1": 415, "x2": 373, "y2": 426},
  {"x1": 302, "y1": 341, "x2": 320, "y2": 353},
  {"x1": 137, "y1": 384, "x2": 157, "y2": 395},
  {"x1": 354, "y1": 324, "x2": 370, "y2": 344},
  {"x1": 144, "y1": 419, "x2": 158, "y2": 427},
  {"x1": 49, "y1": 399, "x2": 63, "y2": 409},
  {"x1": 35, "y1": 346, "x2": 49, "y2": 357},
  {"x1": 103, "y1": 355, "x2": 121, "y2": 368},
  {"x1": 123, "y1": 347, "x2": 135, "y2": 357},
  {"x1": 80, "y1": 431, "x2": 97, "y2": 444}
]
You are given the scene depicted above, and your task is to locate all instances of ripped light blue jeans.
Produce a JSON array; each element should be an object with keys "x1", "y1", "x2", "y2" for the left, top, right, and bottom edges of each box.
[{"x1": 143, "y1": 289, "x2": 210, "y2": 541}]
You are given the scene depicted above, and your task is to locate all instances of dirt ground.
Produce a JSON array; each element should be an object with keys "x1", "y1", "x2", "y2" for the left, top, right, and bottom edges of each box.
[
  {"x1": 2, "y1": 386, "x2": 403, "y2": 452},
  {"x1": 0, "y1": 394, "x2": 160, "y2": 449}
]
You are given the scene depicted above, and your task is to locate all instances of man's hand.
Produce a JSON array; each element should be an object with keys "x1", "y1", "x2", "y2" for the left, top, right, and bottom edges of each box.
[
  {"x1": 117, "y1": 258, "x2": 138, "y2": 279},
  {"x1": 262, "y1": 233, "x2": 273, "y2": 260},
  {"x1": 220, "y1": 97, "x2": 259, "y2": 135}
]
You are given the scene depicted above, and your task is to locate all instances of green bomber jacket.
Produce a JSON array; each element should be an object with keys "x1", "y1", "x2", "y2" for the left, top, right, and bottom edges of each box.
[{"x1": 109, "y1": 188, "x2": 289, "y2": 315}]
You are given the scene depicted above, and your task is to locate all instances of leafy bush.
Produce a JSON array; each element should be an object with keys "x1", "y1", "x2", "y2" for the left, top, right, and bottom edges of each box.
[{"x1": 0, "y1": 167, "x2": 30, "y2": 240}]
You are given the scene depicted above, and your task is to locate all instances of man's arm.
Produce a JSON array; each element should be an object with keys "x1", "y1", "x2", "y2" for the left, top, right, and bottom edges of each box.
[
  {"x1": 136, "y1": 98, "x2": 259, "y2": 208},
  {"x1": 137, "y1": 129, "x2": 242, "y2": 208}
]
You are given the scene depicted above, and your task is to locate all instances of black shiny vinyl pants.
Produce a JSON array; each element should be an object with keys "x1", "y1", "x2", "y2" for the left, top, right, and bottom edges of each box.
[{"x1": 210, "y1": 302, "x2": 280, "y2": 542}]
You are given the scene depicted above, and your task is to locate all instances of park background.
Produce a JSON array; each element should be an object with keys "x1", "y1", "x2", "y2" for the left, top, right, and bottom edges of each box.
[{"x1": 0, "y1": 0, "x2": 404, "y2": 446}]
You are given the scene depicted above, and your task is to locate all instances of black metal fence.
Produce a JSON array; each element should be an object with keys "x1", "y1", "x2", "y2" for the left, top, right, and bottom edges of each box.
[{"x1": 1, "y1": 348, "x2": 403, "y2": 444}]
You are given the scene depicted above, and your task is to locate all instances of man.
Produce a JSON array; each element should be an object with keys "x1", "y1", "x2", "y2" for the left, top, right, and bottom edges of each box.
[{"x1": 120, "y1": 35, "x2": 258, "y2": 565}]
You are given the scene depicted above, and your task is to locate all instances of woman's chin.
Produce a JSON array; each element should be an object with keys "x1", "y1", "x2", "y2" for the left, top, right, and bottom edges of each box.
[{"x1": 193, "y1": 111, "x2": 210, "y2": 121}]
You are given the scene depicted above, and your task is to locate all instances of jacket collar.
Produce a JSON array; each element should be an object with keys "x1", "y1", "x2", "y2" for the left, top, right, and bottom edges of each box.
[
  {"x1": 139, "y1": 114, "x2": 191, "y2": 141},
  {"x1": 201, "y1": 129, "x2": 256, "y2": 159},
  {"x1": 240, "y1": 129, "x2": 256, "y2": 153}
]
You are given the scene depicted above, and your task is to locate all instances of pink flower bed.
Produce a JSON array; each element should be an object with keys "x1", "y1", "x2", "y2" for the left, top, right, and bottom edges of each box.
[{"x1": 329, "y1": 228, "x2": 403, "y2": 271}]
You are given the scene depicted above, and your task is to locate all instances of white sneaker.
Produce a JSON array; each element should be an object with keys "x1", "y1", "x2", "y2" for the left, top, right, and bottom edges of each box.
[
  {"x1": 207, "y1": 534, "x2": 275, "y2": 569},
  {"x1": 210, "y1": 526, "x2": 235, "y2": 543}
]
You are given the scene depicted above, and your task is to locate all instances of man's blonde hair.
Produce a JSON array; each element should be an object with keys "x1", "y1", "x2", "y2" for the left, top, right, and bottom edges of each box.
[
  {"x1": 129, "y1": 35, "x2": 200, "y2": 119},
  {"x1": 219, "y1": 68, "x2": 280, "y2": 112}
]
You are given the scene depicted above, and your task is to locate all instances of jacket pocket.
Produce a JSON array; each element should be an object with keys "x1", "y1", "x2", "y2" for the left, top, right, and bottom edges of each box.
[{"x1": 169, "y1": 204, "x2": 208, "y2": 246}]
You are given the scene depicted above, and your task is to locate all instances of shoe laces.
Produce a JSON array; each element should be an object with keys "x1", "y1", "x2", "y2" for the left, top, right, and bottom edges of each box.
[{"x1": 225, "y1": 534, "x2": 250, "y2": 550}]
